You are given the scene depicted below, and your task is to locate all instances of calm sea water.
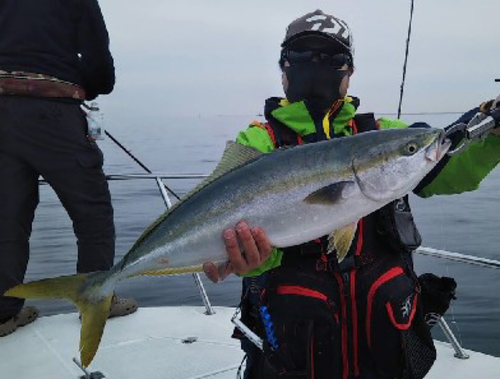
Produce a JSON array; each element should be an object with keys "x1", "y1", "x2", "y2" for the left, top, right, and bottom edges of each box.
[{"x1": 24, "y1": 114, "x2": 500, "y2": 357}]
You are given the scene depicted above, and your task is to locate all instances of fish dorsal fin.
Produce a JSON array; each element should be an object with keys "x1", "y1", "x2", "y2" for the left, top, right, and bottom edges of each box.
[
  {"x1": 211, "y1": 141, "x2": 264, "y2": 178},
  {"x1": 130, "y1": 142, "x2": 264, "y2": 250},
  {"x1": 172, "y1": 141, "x2": 263, "y2": 211},
  {"x1": 328, "y1": 222, "x2": 358, "y2": 263}
]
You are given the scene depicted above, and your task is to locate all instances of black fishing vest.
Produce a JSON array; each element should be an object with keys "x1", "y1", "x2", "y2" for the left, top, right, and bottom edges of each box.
[{"x1": 249, "y1": 104, "x2": 437, "y2": 379}]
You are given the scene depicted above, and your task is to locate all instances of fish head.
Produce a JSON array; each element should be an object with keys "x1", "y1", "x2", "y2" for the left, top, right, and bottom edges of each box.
[{"x1": 352, "y1": 128, "x2": 451, "y2": 202}]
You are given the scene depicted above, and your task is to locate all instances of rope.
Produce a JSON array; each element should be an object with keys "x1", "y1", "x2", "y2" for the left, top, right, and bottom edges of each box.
[{"x1": 397, "y1": 0, "x2": 416, "y2": 119}]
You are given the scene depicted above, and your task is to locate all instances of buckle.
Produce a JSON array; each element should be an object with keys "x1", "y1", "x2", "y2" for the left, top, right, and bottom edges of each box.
[{"x1": 329, "y1": 254, "x2": 360, "y2": 273}]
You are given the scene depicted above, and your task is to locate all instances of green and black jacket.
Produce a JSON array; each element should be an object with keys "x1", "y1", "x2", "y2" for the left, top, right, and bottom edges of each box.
[{"x1": 236, "y1": 96, "x2": 500, "y2": 275}]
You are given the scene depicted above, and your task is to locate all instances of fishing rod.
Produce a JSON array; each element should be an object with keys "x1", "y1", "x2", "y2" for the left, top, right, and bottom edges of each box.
[
  {"x1": 104, "y1": 130, "x2": 182, "y2": 201},
  {"x1": 446, "y1": 78, "x2": 500, "y2": 155},
  {"x1": 81, "y1": 102, "x2": 182, "y2": 202},
  {"x1": 396, "y1": 0, "x2": 415, "y2": 119}
]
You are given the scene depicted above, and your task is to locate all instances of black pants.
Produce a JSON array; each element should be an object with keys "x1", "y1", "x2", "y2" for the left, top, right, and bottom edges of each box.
[{"x1": 0, "y1": 96, "x2": 115, "y2": 321}]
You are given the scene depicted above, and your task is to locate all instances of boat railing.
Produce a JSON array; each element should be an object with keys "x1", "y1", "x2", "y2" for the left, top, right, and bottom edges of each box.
[
  {"x1": 41, "y1": 171, "x2": 500, "y2": 360},
  {"x1": 415, "y1": 247, "x2": 500, "y2": 359}
]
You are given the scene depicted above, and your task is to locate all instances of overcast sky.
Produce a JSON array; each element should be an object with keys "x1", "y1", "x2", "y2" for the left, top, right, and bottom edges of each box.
[{"x1": 97, "y1": 0, "x2": 499, "y2": 122}]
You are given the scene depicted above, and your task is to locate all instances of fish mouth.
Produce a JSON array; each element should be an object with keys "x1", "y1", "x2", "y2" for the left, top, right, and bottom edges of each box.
[{"x1": 425, "y1": 130, "x2": 452, "y2": 162}]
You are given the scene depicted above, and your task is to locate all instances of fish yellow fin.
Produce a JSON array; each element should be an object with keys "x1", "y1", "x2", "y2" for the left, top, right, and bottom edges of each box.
[
  {"x1": 79, "y1": 295, "x2": 113, "y2": 367},
  {"x1": 4, "y1": 273, "x2": 114, "y2": 368},
  {"x1": 4, "y1": 274, "x2": 88, "y2": 299},
  {"x1": 329, "y1": 223, "x2": 358, "y2": 263}
]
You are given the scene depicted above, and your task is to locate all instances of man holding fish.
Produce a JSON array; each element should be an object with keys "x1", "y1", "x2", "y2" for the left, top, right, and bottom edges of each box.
[{"x1": 204, "y1": 9, "x2": 500, "y2": 379}]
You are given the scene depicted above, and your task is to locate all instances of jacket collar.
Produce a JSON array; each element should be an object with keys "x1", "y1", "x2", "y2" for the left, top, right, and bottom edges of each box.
[{"x1": 265, "y1": 96, "x2": 359, "y2": 137}]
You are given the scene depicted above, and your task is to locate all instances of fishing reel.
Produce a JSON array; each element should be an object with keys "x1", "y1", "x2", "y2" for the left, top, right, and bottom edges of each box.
[{"x1": 446, "y1": 106, "x2": 500, "y2": 156}]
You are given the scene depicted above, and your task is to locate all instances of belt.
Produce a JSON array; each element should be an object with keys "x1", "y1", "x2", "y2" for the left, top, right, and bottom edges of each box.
[{"x1": 0, "y1": 71, "x2": 86, "y2": 100}]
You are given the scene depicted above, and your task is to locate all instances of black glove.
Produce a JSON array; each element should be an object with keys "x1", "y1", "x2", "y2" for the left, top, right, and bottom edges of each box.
[{"x1": 418, "y1": 273, "x2": 457, "y2": 328}]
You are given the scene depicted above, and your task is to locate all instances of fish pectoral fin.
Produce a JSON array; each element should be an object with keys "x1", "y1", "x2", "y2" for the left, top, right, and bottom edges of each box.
[
  {"x1": 328, "y1": 222, "x2": 358, "y2": 263},
  {"x1": 304, "y1": 181, "x2": 356, "y2": 205}
]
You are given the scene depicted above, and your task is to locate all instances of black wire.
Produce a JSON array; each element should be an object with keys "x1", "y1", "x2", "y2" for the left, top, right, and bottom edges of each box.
[
  {"x1": 105, "y1": 130, "x2": 182, "y2": 201},
  {"x1": 397, "y1": 0, "x2": 416, "y2": 119}
]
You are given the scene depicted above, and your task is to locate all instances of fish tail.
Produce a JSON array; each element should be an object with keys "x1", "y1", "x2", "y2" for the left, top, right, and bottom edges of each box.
[{"x1": 4, "y1": 272, "x2": 115, "y2": 367}]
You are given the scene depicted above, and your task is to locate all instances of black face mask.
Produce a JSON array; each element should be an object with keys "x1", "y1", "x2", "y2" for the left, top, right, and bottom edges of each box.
[{"x1": 283, "y1": 62, "x2": 348, "y2": 112}]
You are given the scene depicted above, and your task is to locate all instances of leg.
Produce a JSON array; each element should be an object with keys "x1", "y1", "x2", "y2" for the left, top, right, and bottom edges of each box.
[
  {"x1": 5, "y1": 97, "x2": 133, "y2": 318},
  {"x1": 46, "y1": 145, "x2": 115, "y2": 273},
  {"x1": 0, "y1": 151, "x2": 39, "y2": 321},
  {"x1": 33, "y1": 104, "x2": 115, "y2": 273}
]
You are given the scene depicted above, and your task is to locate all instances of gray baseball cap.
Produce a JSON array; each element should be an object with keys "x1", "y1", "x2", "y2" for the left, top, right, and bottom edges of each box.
[{"x1": 282, "y1": 9, "x2": 354, "y2": 56}]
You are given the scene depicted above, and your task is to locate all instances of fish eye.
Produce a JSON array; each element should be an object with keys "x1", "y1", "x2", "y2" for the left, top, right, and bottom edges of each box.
[{"x1": 404, "y1": 142, "x2": 419, "y2": 155}]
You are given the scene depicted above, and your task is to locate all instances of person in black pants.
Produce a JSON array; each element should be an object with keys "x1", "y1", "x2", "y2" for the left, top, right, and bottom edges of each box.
[{"x1": 0, "y1": 0, "x2": 137, "y2": 337}]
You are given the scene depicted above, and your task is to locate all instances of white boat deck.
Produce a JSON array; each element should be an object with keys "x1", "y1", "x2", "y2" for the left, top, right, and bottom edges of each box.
[{"x1": 0, "y1": 306, "x2": 498, "y2": 379}]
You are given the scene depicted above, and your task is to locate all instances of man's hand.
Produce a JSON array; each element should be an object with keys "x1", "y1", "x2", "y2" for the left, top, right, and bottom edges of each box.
[{"x1": 203, "y1": 222, "x2": 272, "y2": 283}]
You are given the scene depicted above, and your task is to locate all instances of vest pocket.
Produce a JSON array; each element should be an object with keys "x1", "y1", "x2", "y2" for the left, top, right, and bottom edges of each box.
[
  {"x1": 365, "y1": 266, "x2": 419, "y2": 378},
  {"x1": 261, "y1": 268, "x2": 342, "y2": 379}
]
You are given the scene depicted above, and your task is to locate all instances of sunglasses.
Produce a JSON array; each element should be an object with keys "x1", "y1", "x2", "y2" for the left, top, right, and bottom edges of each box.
[{"x1": 280, "y1": 50, "x2": 352, "y2": 69}]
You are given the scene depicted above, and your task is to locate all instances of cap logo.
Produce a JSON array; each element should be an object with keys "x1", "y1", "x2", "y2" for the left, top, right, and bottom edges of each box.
[{"x1": 305, "y1": 14, "x2": 350, "y2": 40}]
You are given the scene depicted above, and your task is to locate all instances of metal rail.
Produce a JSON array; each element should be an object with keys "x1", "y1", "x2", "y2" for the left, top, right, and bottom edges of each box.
[
  {"x1": 416, "y1": 247, "x2": 500, "y2": 270},
  {"x1": 154, "y1": 176, "x2": 215, "y2": 316},
  {"x1": 40, "y1": 173, "x2": 209, "y2": 185},
  {"x1": 107, "y1": 173, "x2": 209, "y2": 180},
  {"x1": 438, "y1": 318, "x2": 469, "y2": 359},
  {"x1": 415, "y1": 246, "x2": 500, "y2": 358}
]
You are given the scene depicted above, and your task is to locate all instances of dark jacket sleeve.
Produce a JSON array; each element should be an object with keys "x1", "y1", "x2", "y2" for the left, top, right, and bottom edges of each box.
[{"x1": 77, "y1": 0, "x2": 115, "y2": 100}]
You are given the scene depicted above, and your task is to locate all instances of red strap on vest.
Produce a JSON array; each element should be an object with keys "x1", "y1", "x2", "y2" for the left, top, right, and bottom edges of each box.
[
  {"x1": 258, "y1": 121, "x2": 302, "y2": 148},
  {"x1": 259, "y1": 122, "x2": 277, "y2": 147},
  {"x1": 276, "y1": 285, "x2": 328, "y2": 302},
  {"x1": 349, "y1": 119, "x2": 358, "y2": 135}
]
